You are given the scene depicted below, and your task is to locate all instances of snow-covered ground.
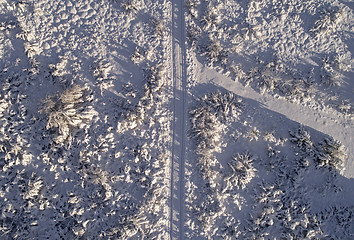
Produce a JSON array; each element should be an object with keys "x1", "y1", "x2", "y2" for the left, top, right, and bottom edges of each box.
[
  {"x1": 1, "y1": 0, "x2": 171, "y2": 238},
  {"x1": 184, "y1": 0, "x2": 354, "y2": 238},
  {"x1": 0, "y1": 0, "x2": 353, "y2": 239}
]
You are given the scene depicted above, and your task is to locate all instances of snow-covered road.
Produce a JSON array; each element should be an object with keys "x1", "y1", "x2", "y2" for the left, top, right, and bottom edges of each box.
[{"x1": 170, "y1": 0, "x2": 187, "y2": 239}]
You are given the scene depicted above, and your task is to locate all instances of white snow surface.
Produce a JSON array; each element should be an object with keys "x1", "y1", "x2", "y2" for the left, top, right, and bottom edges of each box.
[{"x1": 0, "y1": 0, "x2": 353, "y2": 239}]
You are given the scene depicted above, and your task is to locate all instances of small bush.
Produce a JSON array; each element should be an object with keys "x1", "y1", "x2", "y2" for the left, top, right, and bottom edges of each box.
[
  {"x1": 150, "y1": 17, "x2": 165, "y2": 37},
  {"x1": 334, "y1": 53, "x2": 352, "y2": 72},
  {"x1": 186, "y1": 0, "x2": 200, "y2": 18},
  {"x1": 200, "y1": 6, "x2": 221, "y2": 31},
  {"x1": 242, "y1": 24, "x2": 261, "y2": 40},
  {"x1": 310, "y1": 8, "x2": 344, "y2": 35},
  {"x1": 199, "y1": 91, "x2": 243, "y2": 121},
  {"x1": 120, "y1": 0, "x2": 141, "y2": 14},
  {"x1": 289, "y1": 125, "x2": 313, "y2": 153},
  {"x1": 92, "y1": 60, "x2": 112, "y2": 80},
  {"x1": 187, "y1": 26, "x2": 201, "y2": 46},
  {"x1": 202, "y1": 39, "x2": 228, "y2": 66},
  {"x1": 24, "y1": 41, "x2": 42, "y2": 59},
  {"x1": 321, "y1": 57, "x2": 341, "y2": 87},
  {"x1": 226, "y1": 152, "x2": 256, "y2": 190},
  {"x1": 316, "y1": 137, "x2": 346, "y2": 170},
  {"x1": 131, "y1": 47, "x2": 146, "y2": 64},
  {"x1": 40, "y1": 84, "x2": 97, "y2": 144},
  {"x1": 190, "y1": 106, "x2": 221, "y2": 152},
  {"x1": 190, "y1": 92, "x2": 243, "y2": 187}
]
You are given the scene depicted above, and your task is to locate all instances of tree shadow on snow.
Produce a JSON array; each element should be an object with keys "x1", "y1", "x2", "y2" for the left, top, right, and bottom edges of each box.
[{"x1": 186, "y1": 82, "x2": 354, "y2": 238}]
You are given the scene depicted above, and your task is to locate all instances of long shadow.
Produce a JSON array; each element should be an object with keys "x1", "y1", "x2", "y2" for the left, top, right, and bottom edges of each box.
[{"x1": 185, "y1": 82, "x2": 354, "y2": 238}]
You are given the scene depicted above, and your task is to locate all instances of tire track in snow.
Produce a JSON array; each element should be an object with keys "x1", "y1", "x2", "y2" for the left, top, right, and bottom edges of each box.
[{"x1": 170, "y1": 1, "x2": 186, "y2": 239}]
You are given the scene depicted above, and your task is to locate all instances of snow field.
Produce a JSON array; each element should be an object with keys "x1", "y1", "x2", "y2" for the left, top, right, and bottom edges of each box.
[{"x1": 0, "y1": 0, "x2": 353, "y2": 239}]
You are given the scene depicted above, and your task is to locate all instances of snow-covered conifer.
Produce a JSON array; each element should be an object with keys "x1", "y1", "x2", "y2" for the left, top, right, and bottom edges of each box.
[
  {"x1": 120, "y1": 0, "x2": 141, "y2": 14},
  {"x1": 316, "y1": 137, "x2": 346, "y2": 170},
  {"x1": 202, "y1": 39, "x2": 228, "y2": 66},
  {"x1": 226, "y1": 152, "x2": 256, "y2": 190},
  {"x1": 289, "y1": 125, "x2": 313, "y2": 153},
  {"x1": 40, "y1": 84, "x2": 97, "y2": 144},
  {"x1": 150, "y1": 17, "x2": 165, "y2": 37},
  {"x1": 310, "y1": 8, "x2": 344, "y2": 35}
]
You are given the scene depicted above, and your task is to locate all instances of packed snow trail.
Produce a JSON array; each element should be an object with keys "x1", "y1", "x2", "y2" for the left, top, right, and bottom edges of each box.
[
  {"x1": 200, "y1": 67, "x2": 354, "y2": 178},
  {"x1": 170, "y1": 0, "x2": 186, "y2": 239}
]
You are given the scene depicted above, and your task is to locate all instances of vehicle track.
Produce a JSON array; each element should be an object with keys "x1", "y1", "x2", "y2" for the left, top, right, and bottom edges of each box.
[{"x1": 170, "y1": 0, "x2": 186, "y2": 239}]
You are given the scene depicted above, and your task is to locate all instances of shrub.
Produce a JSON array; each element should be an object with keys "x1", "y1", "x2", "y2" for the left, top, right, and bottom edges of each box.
[
  {"x1": 310, "y1": 8, "x2": 344, "y2": 35},
  {"x1": 226, "y1": 152, "x2": 256, "y2": 190},
  {"x1": 24, "y1": 41, "x2": 42, "y2": 59},
  {"x1": 187, "y1": 26, "x2": 201, "y2": 46},
  {"x1": 334, "y1": 53, "x2": 352, "y2": 72},
  {"x1": 202, "y1": 39, "x2": 228, "y2": 66},
  {"x1": 40, "y1": 84, "x2": 97, "y2": 144},
  {"x1": 257, "y1": 72, "x2": 278, "y2": 94},
  {"x1": 150, "y1": 17, "x2": 165, "y2": 37},
  {"x1": 130, "y1": 47, "x2": 146, "y2": 64},
  {"x1": 190, "y1": 105, "x2": 221, "y2": 154},
  {"x1": 120, "y1": 0, "x2": 141, "y2": 14},
  {"x1": 320, "y1": 57, "x2": 341, "y2": 87},
  {"x1": 199, "y1": 91, "x2": 243, "y2": 121},
  {"x1": 316, "y1": 137, "x2": 346, "y2": 170},
  {"x1": 241, "y1": 24, "x2": 261, "y2": 40},
  {"x1": 289, "y1": 125, "x2": 313, "y2": 153},
  {"x1": 200, "y1": 5, "x2": 221, "y2": 31},
  {"x1": 92, "y1": 60, "x2": 112, "y2": 80},
  {"x1": 186, "y1": 0, "x2": 200, "y2": 18}
]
